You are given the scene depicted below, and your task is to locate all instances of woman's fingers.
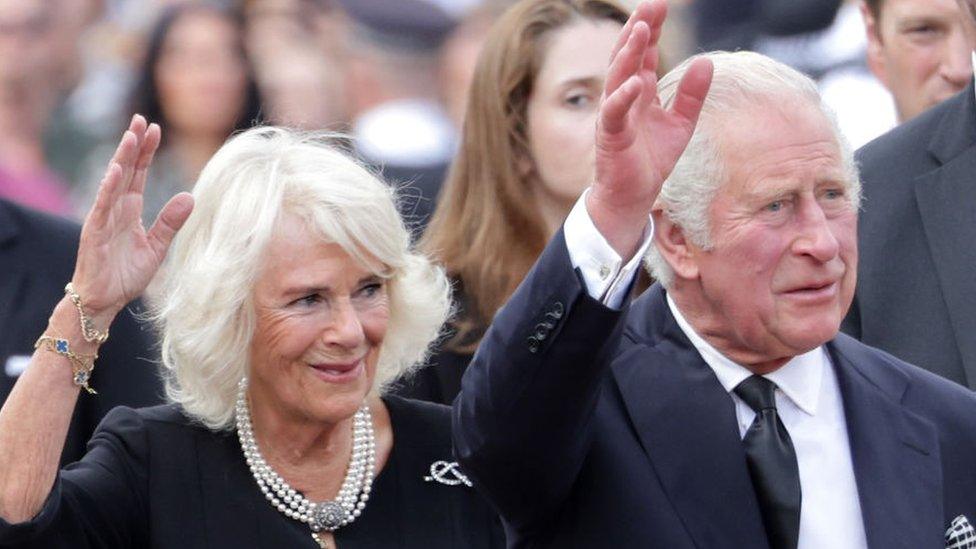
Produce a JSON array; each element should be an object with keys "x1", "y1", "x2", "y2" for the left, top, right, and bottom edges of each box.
[
  {"x1": 119, "y1": 116, "x2": 147, "y2": 190},
  {"x1": 87, "y1": 162, "x2": 123, "y2": 230},
  {"x1": 130, "y1": 123, "x2": 161, "y2": 195},
  {"x1": 147, "y1": 192, "x2": 194, "y2": 262}
]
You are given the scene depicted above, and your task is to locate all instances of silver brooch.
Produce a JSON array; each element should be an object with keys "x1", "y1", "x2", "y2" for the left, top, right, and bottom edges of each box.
[{"x1": 424, "y1": 460, "x2": 473, "y2": 487}]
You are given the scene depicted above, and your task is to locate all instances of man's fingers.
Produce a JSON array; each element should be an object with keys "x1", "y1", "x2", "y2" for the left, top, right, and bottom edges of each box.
[
  {"x1": 670, "y1": 57, "x2": 713, "y2": 126},
  {"x1": 605, "y1": 21, "x2": 650, "y2": 98},
  {"x1": 147, "y1": 192, "x2": 194, "y2": 262},
  {"x1": 600, "y1": 75, "x2": 642, "y2": 136},
  {"x1": 131, "y1": 123, "x2": 161, "y2": 195},
  {"x1": 609, "y1": 0, "x2": 666, "y2": 62}
]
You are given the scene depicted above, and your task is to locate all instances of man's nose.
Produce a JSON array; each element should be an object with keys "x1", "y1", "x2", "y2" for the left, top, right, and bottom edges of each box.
[
  {"x1": 941, "y1": 31, "x2": 974, "y2": 88},
  {"x1": 793, "y1": 202, "x2": 840, "y2": 262}
]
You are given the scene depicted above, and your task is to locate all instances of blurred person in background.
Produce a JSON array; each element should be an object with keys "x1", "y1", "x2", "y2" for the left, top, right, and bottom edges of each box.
[
  {"x1": 820, "y1": 0, "x2": 973, "y2": 148},
  {"x1": 816, "y1": 0, "x2": 899, "y2": 148},
  {"x1": 395, "y1": 0, "x2": 631, "y2": 405},
  {"x1": 243, "y1": 0, "x2": 349, "y2": 130},
  {"x1": 438, "y1": 2, "x2": 510, "y2": 132},
  {"x1": 0, "y1": 0, "x2": 73, "y2": 216},
  {"x1": 339, "y1": 0, "x2": 460, "y2": 235},
  {"x1": 843, "y1": 0, "x2": 976, "y2": 389},
  {"x1": 74, "y1": 2, "x2": 262, "y2": 225},
  {"x1": 861, "y1": 0, "x2": 973, "y2": 122},
  {"x1": 692, "y1": 0, "x2": 842, "y2": 52},
  {"x1": 42, "y1": 0, "x2": 111, "y2": 192}
]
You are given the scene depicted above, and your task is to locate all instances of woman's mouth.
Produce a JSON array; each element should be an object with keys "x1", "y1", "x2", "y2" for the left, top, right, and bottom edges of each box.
[{"x1": 308, "y1": 359, "x2": 364, "y2": 383}]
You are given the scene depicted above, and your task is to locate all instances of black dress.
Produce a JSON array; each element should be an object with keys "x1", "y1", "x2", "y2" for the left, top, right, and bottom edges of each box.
[{"x1": 0, "y1": 396, "x2": 503, "y2": 548}]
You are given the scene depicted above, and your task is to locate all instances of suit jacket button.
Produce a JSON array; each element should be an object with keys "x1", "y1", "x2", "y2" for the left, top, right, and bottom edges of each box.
[
  {"x1": 527, "y1": 336, "x2": 540, "y2": 353},
  {"x1": 549, "y1": 302, "x2": 564, "y2": 319}
]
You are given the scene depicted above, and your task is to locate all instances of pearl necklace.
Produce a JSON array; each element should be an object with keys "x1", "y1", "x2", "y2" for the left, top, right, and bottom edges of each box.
[{"x1": 235, "y1": 378, "x2": 376, "y2": 536}]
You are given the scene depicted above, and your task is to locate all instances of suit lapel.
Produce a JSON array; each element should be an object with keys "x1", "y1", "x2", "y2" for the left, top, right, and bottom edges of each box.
[
  {"x1": 829, "y1": 336, "x2": 944, "y2": 549},
  {"x1": 612, "y1": 288, "x2": 769, "y2": 548},
  {"x1": 914, "y1": 83, "x2": 976, "y2": 385}
]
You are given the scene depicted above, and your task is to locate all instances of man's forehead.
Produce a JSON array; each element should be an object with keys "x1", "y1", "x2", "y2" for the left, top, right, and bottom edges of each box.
[{"x1": 879, "y1": 0, "x2": 960, "y2": 22}]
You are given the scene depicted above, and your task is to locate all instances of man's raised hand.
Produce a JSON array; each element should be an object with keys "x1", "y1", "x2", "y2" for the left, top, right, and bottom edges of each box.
[{"x1": 587, "y1": 0, "x2": 713, "y2": 259}]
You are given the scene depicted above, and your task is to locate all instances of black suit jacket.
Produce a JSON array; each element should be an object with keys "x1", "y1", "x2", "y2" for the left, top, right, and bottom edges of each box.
[
  {"x1": 0, "y1": 199, "x2": 162, "y2": 465},
  {"x1": 455, "y1": 231, "x2": 976, "y2": 547},
  {"x1": 844, "y1": 81, "x2": 976, "y2": 388}
]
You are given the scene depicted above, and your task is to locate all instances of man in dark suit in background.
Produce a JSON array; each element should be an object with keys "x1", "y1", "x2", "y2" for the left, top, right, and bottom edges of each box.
[
  {"x1": 843, "y1": 0, "x2": 976, "y2": 388},
  {"x1": 455, "y1": 2, "x2": 976, "y2": 547},
  {"x1": 0, "y1": 198, "x2": 162, "y2": 465}
]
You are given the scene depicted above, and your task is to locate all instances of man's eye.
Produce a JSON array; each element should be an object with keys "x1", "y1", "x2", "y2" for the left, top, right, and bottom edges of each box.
[
  {"x1": 765, "y1": 201, "x2": 784, "y2": 212},
  {"x1": 908, "y1": 25, "x2": 937, "y2": 35},
  {"x1": 824, "y1": 188, "x2": 843, "y2": 200}
]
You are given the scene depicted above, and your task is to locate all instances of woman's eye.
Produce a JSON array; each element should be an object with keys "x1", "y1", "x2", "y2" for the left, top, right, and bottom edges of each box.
[
  {"x1": 357, "y1": 283, "x2": 384, "y2": 299},
  {"x1": 294, "y1": 294, "x2": 321, "y2": 307},
  {"x1": 564, "y1": 93, "x2": 592, "y2": 108}
]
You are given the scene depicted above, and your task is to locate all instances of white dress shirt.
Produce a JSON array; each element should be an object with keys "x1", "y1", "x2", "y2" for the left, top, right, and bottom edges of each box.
[{"x1": 563, "y1": 192, "x2": 869, "y2": 549}]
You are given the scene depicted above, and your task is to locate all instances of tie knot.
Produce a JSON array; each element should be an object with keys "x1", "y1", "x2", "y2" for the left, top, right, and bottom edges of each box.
[{"x1": 734, "y1": 375, "x2": 778, "y2": 412}]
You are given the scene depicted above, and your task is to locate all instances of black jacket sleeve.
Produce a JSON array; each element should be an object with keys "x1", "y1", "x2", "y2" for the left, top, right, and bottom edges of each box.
[{"x1": 452, "y1": 230, "x2": 630, "y2": 538}]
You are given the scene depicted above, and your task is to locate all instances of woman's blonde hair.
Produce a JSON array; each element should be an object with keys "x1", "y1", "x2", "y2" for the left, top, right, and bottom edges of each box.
[
  {"x1": 422, "y1": 0, "x2": 629, "y2": 351},
  {"x1": 152, "y1": 127, "x2": 451, "y2": 430}
]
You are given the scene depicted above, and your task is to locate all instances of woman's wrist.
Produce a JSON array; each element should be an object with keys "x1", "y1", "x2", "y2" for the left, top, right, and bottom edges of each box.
[{"x1": 46, "y1": 298, "x2": 111, "y2": 356}]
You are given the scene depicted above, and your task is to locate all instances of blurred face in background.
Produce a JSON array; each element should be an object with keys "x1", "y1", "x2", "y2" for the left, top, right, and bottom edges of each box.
[
  {"x1": 155, "y1": 9, "x2": 249, "y2": 138},
  {"x1": 959, "y1": 0, "x2": 976, "y2": 45},
  {"x1": 524, "y1": 18, "x2": 622, "y2": 216},
  {"x1": 863, "y1": 0, "x2": 975, "y2": 121},
  {"x1": 0, "y1": 0, "x2": 56, "y2": 94},
  {"x1": 440, "y1": 11, "x2": 495, "y2": 130}
]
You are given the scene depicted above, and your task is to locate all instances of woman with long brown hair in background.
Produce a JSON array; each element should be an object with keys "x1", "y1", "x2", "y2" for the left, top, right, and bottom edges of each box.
[{"x1": 395, "y1": 0, "x2": 632, "y2": 404}]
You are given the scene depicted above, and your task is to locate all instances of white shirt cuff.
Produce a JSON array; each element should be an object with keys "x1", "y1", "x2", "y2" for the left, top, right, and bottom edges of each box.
[{"x1": 563, "y1": 188, "x2": 654, "y2": 310}]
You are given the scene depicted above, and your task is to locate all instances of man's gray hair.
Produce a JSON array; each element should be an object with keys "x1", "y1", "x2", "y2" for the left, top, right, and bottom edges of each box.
[
  {"x1": 645, "y1": 51, "x2": 861, "y2": 287},
  {"x1": 151, "y1": 127, "x2": 452, "y2": 431}
]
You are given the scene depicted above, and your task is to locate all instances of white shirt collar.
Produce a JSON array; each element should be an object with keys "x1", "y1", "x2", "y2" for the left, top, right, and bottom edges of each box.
[{"x1": 665, "y1": 293, "x2": 825, "y2": 416}]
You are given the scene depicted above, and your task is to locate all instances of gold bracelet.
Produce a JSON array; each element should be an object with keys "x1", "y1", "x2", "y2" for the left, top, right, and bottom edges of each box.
[
  {"x1": 64, "y1": 282, "x2": 110, "y2": 345},
  {"x1": 34, "y1": 335, "x2": 98, "y2": 394}
]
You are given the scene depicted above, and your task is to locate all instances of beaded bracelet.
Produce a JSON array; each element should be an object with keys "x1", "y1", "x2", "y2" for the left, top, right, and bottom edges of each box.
[
  {"x1": 64, "y1": 283, "x2": 109, "y2": 345},
  {"x1": 34, "y1": 335, "x2": 98, "y2": 394}
]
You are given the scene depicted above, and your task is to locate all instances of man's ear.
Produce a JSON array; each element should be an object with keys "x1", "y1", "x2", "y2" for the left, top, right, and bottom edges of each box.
[
  {"x1": 652, "y1": 208, "x2": 700, "y2": 281},
  {"x1": 861, "y1": 2, "x2": 889, "y2": 85}
]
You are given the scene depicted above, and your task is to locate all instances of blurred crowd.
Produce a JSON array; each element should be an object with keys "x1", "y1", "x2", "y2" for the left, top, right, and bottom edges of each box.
[{"x1": 3, "y1": 0, "x2": 967, "y2": 224}]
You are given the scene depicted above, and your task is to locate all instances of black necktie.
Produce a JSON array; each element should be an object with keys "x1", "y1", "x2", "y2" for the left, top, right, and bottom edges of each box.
[{"x1": 734, "y1": 375, "x2": 801, "y2": 549}]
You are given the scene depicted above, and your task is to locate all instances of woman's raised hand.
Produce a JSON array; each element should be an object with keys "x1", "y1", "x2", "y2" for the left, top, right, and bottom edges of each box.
[
  {"x1": 71, "y1": 115, "x2": 194, "y2": 325},
  {"x1": 588, "y1": 0, "x2": 713, "y2": 259}
]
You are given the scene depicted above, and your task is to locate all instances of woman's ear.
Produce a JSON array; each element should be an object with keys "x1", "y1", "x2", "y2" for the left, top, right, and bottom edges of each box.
[{"x1": 652, "y1": 208, "x2": 700, "y2": 281}]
